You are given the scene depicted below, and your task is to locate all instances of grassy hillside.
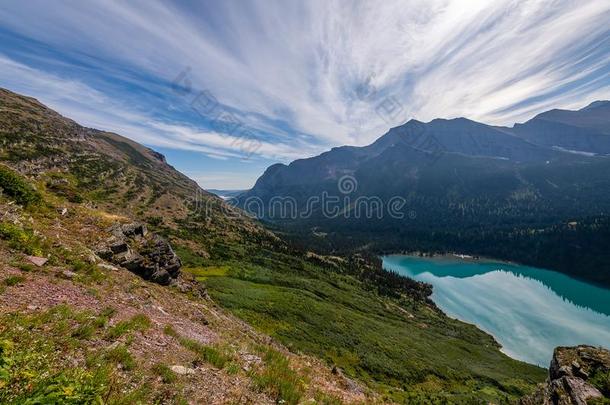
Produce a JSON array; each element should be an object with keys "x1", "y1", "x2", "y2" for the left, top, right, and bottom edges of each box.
[
  {"x1": 0, "y1": 88, "x2": 546, "y2": 403},
  {"x1": 0, "y1": 170, "x2": 374, "y2": 404},
  {"x1": 179, "y1": 249, "x2": 545, "y2": 403}
]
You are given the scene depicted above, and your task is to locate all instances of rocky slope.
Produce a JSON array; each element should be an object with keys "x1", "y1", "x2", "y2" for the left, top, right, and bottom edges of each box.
[
  {"x1": 0, "y1": 215, "x2": 372, "y2": 404},
  {"x1": 0, "y1": 88, "x2": 266, "y2": 246}
]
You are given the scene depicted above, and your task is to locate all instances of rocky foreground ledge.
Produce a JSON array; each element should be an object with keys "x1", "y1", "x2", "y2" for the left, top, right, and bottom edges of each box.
[{"x1": 521, "y1": 345, "x2": 610, "y2": 404}]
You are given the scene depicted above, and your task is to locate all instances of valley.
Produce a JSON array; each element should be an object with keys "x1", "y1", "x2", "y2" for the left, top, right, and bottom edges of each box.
[
  {"x1": 0, "y1": 88, "x2": 551, "y2": 403},
  {"x1": 2, "y1": 2, "x2": 609, "y2": 403}
]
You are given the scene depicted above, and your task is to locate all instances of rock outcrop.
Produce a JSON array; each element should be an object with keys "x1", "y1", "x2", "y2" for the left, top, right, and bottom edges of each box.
[
  {"x1": 97, "y1": 223, "x2": 181, "y2": 285},
  {"x1": 521, "y1": 345, "x2": 610, "y2": 405}
]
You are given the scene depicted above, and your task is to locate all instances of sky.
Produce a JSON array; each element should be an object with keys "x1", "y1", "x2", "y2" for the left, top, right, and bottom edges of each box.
[{"x1": 0, "y1": 0, "x2": 609, "y2": 189}]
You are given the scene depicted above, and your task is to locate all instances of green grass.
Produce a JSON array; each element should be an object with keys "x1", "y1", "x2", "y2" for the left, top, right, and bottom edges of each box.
[
  {"x1": 71, "y1": 323, "x2": 96, "y2": 340},
  {"x1": 178, "y1": 338, "x2": 228, "y2": 369},
  {"x1": 184, "y1": 265, "x2": 229, "y2": 281},
  {"x1": 591, "y1": 370, "x2": 610, "y2": 397},
  {"x1": 174, "y1": 245, "x2": 209, "y2": 267},
  {"x1": 152, "y1": 363, "x2": 177, "y2": 383},
  {"x1": 313, "y1": 391, "x2": 344, "y2": 405},
  {"x1": 13, "y1": 262, "x2": 35, "y2": 272},
  {"x1": 163, "y1": 324, "x2": 178, "y2": 337},
  {"x1": 44, "y1": 172, "x2": 85, "y2": 203},
  {"x1": 225, "y1": 362, "x2": 241, "y2": 375},
  {"x1": 250, "y1": 348, "x2": 305, "y2": 405},
  {"x1": 3, "y1": 275, "x2": 25, "y2": 287},
  {"x1": 201, "y1": 252, "x2": 547, "y2": 404},
  {"x1": 105, "y1": 313, "x2": 151, "y2": 340},
  {"x1": 0, "y1": 305, "x2": 144, "y2": 403},
  {"x1": 70, "y1": 309, "x2": 112, "y2": 340},
  {"x1": 68, "y1": 258, "x2": 107, "y2": 284},
  {"x1": 163, "y1": 324, "x2": 229, "y2": 369},
  {"x1": 105, "y1": 344, "x2": 136, "y2": 371}
]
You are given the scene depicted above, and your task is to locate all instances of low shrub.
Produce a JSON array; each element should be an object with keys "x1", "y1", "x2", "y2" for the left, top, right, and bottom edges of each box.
[
  {"x1": 105, "y1": 345, "x2": 135, "y2": 371},
  {"x1": 105, "y1": 314, "x2": 151, "y2": 340},
  {"x1": 178, "y1": 337, "x2": 228, "y2": 369},
  {"x1": 3, "y1": 275, "x2": 25, "y2": 287},
  {"x1": 0, "y1": 165, "x2": 42, "y2": 207},
  {"x1": 0, "y1": 222, "x2": 44, "y2": 256},
  {"x1": 251, "y1": 349, "x2": 304, "y2": 405},
  {"x1": 152, "y1": 363, "x2": 177, "y2": 383}
]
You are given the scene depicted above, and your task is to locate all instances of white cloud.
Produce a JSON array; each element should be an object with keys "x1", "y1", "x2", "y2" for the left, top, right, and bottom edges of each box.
[
  {"x1": 0, "y1": 0, "x2": 608, "y2": 158},
  {"x1": 0, "y1": 54, "x2": 319, "y2": 162}
]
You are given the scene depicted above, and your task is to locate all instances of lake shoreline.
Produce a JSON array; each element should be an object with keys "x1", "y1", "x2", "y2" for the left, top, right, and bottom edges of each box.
[
  {"x1": 383, "y1": 249, "x2": 610, "y2": 291},
  {"x1": 381, "y1": 254, "x2": 610, "y2": 366},
  {"x1": 384, "y1": 251, "x2": 517, "y2": 265}
]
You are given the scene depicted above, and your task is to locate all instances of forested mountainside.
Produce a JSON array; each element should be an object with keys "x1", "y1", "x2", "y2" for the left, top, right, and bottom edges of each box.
[
  {"x1": 0, "y1": 88, "x2": 548, "y2": 403},
  {"x1": 242, "y1": 101, "x2": 610, "y2": 287}
]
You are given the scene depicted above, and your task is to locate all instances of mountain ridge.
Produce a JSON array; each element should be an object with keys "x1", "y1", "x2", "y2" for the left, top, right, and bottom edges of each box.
[{"x1": 242, "y1": 98, "x2": 610, "y2": 287}]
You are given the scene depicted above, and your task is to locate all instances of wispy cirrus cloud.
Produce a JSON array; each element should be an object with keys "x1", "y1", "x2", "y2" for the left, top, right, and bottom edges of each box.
[{"x1": 0, "y1": 0, "x2": 608, "y2": 188}]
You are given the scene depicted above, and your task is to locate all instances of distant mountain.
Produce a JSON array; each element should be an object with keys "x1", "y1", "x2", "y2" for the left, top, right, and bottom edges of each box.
[
  {"x1": 511, "y1": 100, "x2": 610, "y2": 154},
  {"x1": 243, "y1": 101, "x2": 610, "y2": 286},
  {"x1": 249, "y1": 103, "x2": 610, "y2": 196},
  {"x1": 247, "y1": 102, "x2": 610, "y2": 212},
  {"x1": 518, "y1": 100, "x2": 610, "y2": 134}
]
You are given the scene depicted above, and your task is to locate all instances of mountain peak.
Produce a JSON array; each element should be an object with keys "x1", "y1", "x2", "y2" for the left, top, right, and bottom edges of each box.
[
  {"x1": 430, "y1": 117, "x2": 471, "y2": 123},
  {"x1": 581, "y1": 100, "x2": 610, "y2": 111}
]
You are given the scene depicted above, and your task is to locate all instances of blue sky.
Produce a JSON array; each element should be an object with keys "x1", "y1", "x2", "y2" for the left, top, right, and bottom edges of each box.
[{"x1": 0, "y1": 0, "x2": 609, "y2": 189}]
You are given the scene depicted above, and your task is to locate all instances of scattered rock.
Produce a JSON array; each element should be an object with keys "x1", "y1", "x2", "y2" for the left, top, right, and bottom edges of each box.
[
  {"x1": 154, "y1": 305, "x2": 169, "y2": 315},
  {"x1": 25, "y1": 255, "x2": 48, "y2": 267},
  {"x1": 330, "y1": 366, "x2": 363, "y2": 394},
  {"x1": 170, "y1": 277, "x2": 205, "y2": 297},
  {"x1": 240, "y1": 352, "x2": 262, "y2": 372},
  {"x1": 170, "y1": 365, "x2": 195, "y2": 375},
  {"x1": 85, "y1": 253, "x2": 98, "y2": 264},
  {"x1": 97, "y1": 263, "x2": 118, "y2": 271},
  {"x1": 61, "y1": 270, "x2": 78, "y2": 279},
  {"x1": 520, "y1": 345, "x2": 610, "y2": 405},
  {"x1": 343, "y1": 376, "x2": 364, "y2": 394},
  {"x1": 120, "y1": 223, "x2": 148, "y2": 238},
  {"x1": 109, "y1": 241, "x2": 129, "y2": 254}
]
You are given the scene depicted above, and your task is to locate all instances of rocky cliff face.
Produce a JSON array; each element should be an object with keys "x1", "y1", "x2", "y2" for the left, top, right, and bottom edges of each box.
[{"x1": 521, "y1": 345, "x2": 610, "y2": 405}]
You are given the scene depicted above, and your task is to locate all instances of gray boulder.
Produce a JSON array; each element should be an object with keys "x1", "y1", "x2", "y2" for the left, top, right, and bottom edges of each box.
[
  {"x1": 521, "y1": 345, "x2": 609, "y2": 405},
  {"x1": 97, "y1": 222, "x2": 181, "y2": 285}
]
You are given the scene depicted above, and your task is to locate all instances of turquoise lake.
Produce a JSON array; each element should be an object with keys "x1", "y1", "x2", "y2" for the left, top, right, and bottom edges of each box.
[{"x1": 382, "y1": 255, "x2": 610, "y2": 367}]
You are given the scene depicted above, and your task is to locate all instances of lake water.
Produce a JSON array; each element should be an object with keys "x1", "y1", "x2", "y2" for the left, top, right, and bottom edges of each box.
[{"x1": 382, "y1": 255, "x2": 610, "y2": 367}]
